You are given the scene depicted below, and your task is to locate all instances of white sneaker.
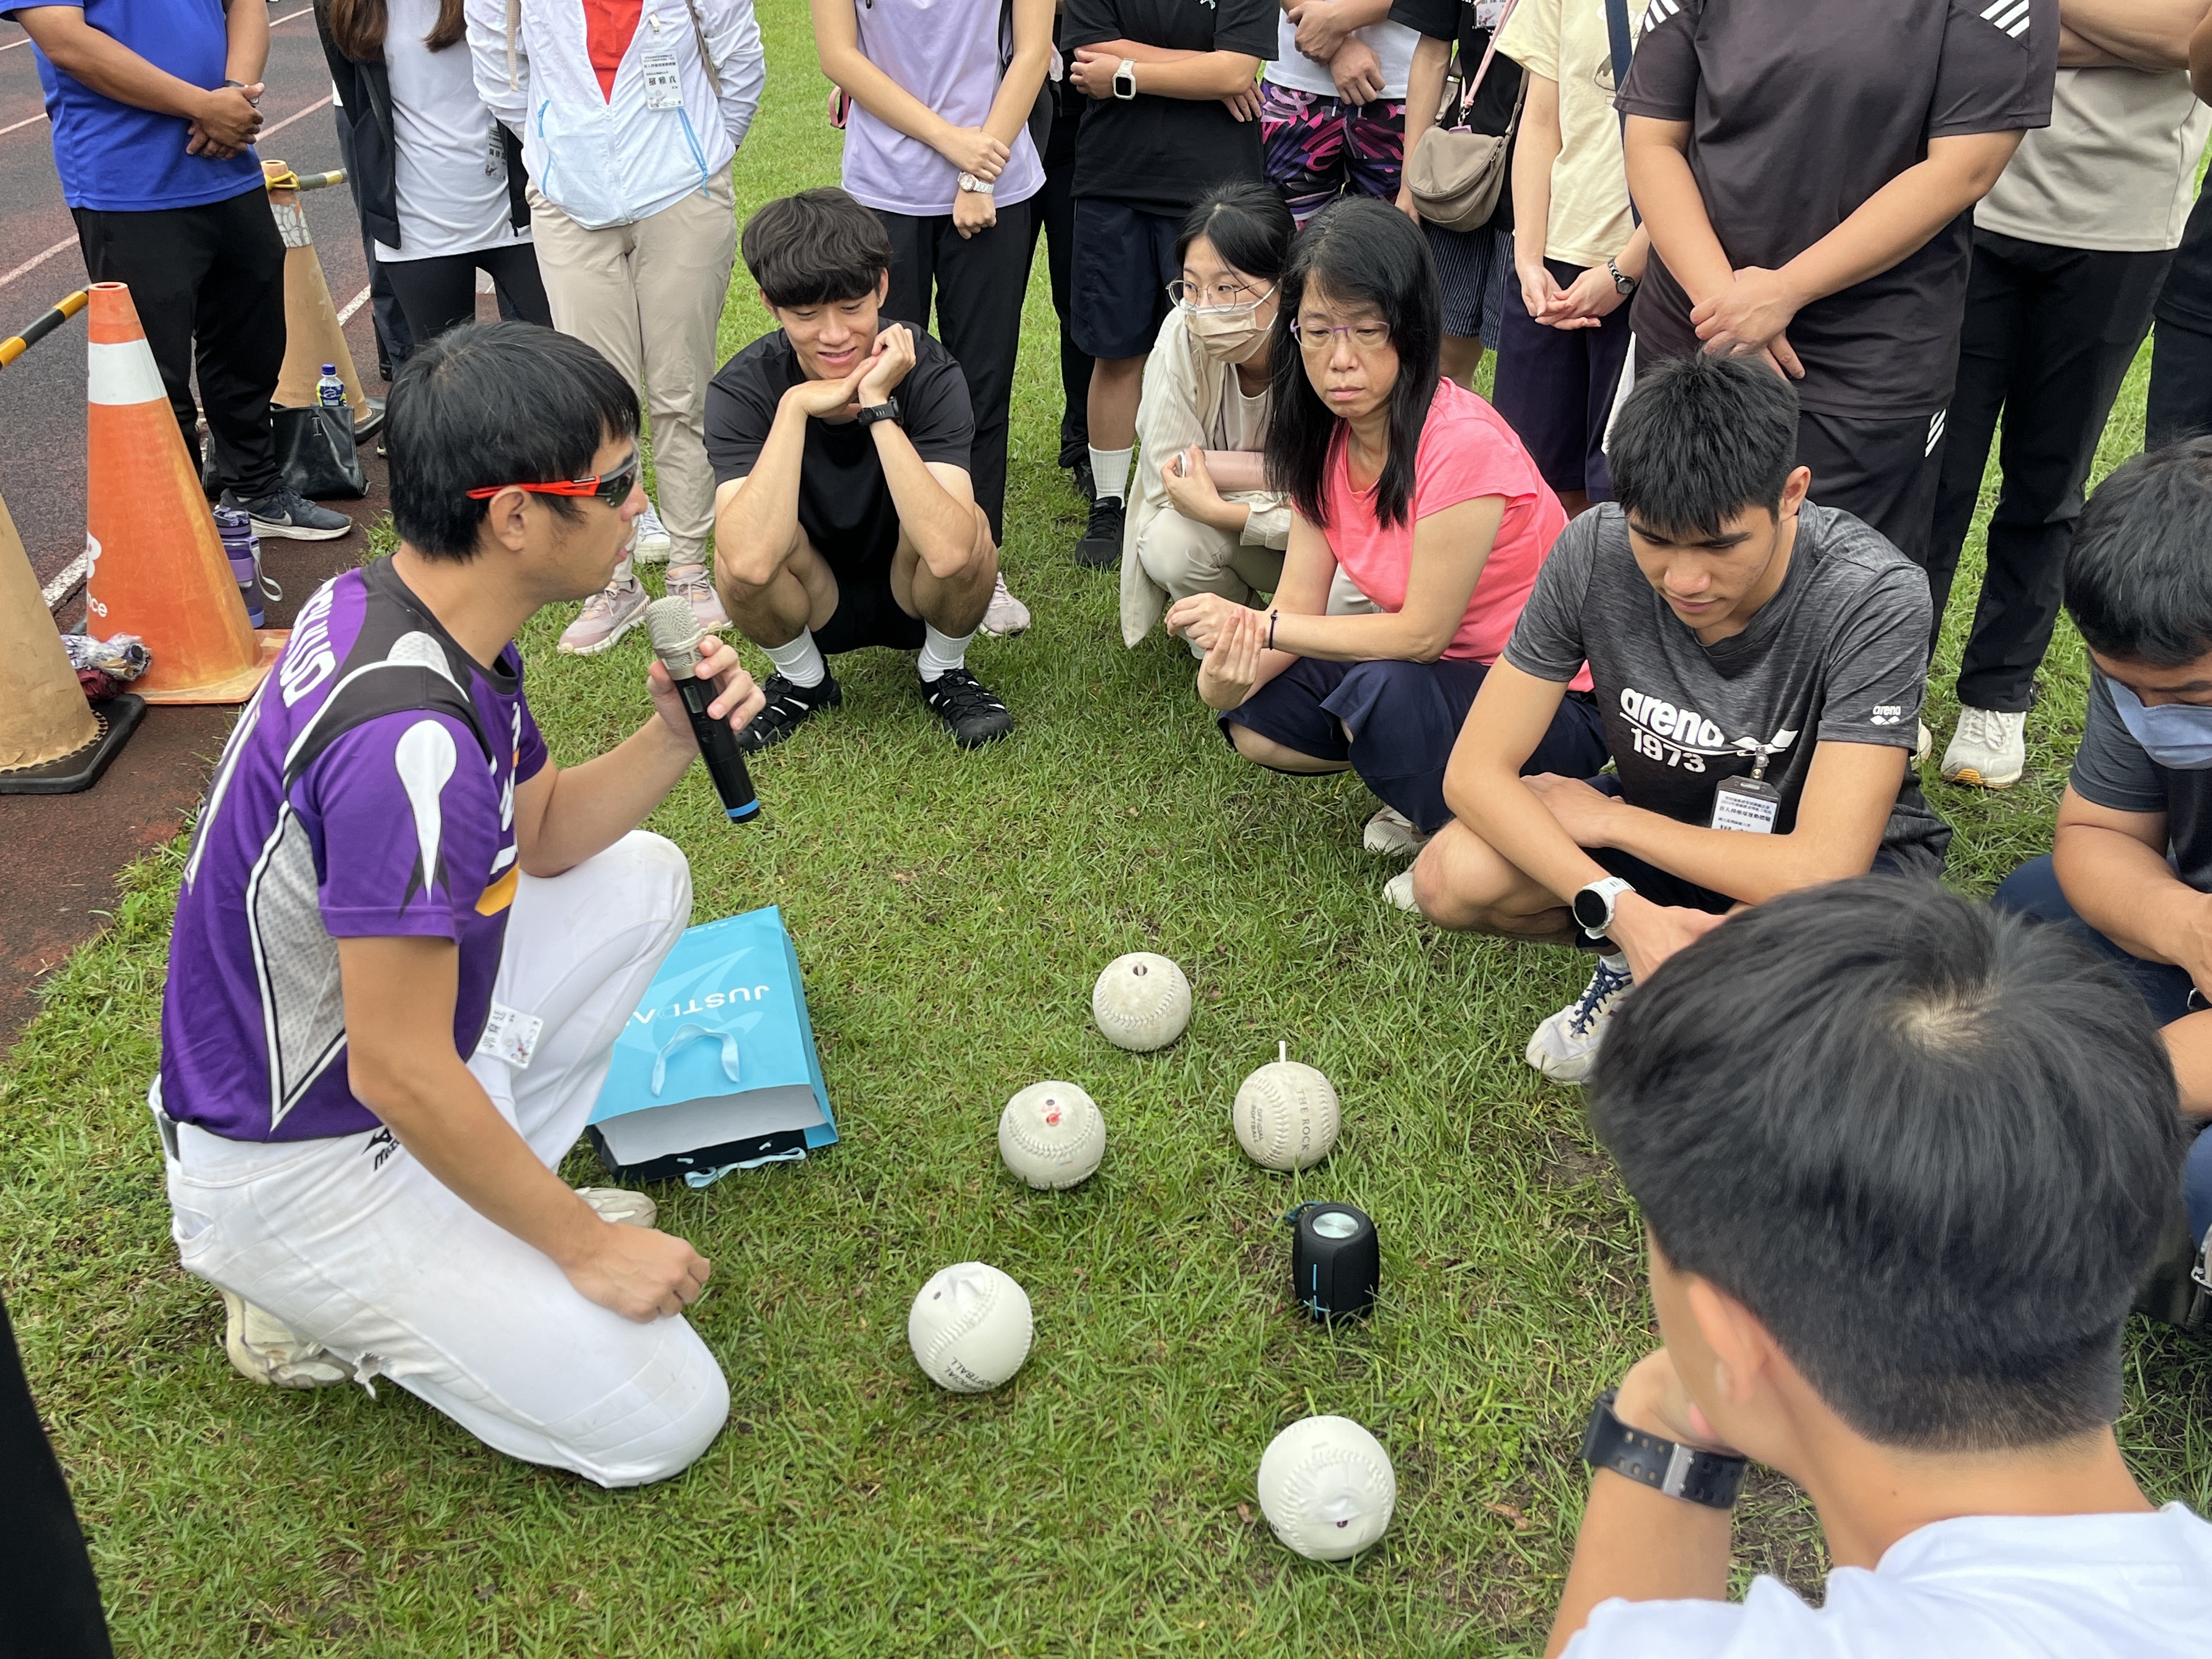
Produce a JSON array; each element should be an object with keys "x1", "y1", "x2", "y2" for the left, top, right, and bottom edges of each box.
[
  {"x1": 1912, "y1": 719, "x2": 1932, "y2": 768},
  {"x1": 980, "y1": 573, "x2": 1030, "y2": 637},
  {"x1": 1383, "y1": 867, "x2": 1419, "y2": 911},
  {"x1": 1940, "y1": 705, "x2": 2027, "y2": 789},
  {"x1": 665, "y1": 563, "x2": 731, "y2": 634},
  {"x1": 577, "y1": 1187, "x2": 658, "y2": 1229},
  {"x1": 1363, "y1": 804, "x2": 1431, "y2": 859},
  {"x1": 1525, "y1": 957, "x2": 1634, "y2": 1084},
  {"x1": 557, "y1": 574, "x2": 650, "y2": 655},
  {"x1": 219, "y1": 1290, "x2": 349, "y2": 1390},
  {"x1": 629, "y1": 500, "x2": 673, "y2": 566}
]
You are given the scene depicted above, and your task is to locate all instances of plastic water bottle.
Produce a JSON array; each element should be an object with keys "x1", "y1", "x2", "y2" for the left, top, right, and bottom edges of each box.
[
  {"x1": 213, "y1": 505, "x2": 266, "y2": 627},
  {"x1": 316, "y1": 364, "x2": 347, "y2": 412}
]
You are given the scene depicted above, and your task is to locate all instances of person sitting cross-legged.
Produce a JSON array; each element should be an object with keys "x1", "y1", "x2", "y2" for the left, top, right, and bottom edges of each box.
[
  {"x1": 1547, "y1": 877, "x2": 2212, "y2": 1658},
  {"x1": 707, "y1": 188, "x2": 1013, "y2": 750},
  {"x1": 1410, "y1": 351, "x2": 1951, "y2": 1081}
]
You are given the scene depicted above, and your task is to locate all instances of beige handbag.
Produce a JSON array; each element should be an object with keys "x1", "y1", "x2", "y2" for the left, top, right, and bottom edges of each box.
[{"x1": 1405, "y1": 0, "x2": 1525, "y2": 234}]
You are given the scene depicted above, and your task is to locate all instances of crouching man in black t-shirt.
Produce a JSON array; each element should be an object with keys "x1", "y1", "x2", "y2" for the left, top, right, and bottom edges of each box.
[
  {"x1": 707, "y1": 189, "x2": 1013, "y2": 749},
  {"x1": 1409, "y1": 353, "x2": 1949, "y2": 1082}
]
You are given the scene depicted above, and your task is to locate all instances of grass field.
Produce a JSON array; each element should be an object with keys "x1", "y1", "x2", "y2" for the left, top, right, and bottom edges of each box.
[{"x1": 5, "y1": 4, "x2": 2210, "y2": 1653}]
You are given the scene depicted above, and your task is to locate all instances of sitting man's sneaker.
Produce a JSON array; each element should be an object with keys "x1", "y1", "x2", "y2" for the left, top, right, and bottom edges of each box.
[
  {"x1": 228, "y1": 486, "x2": 351, "y2": 542},
  {"x1": 980, "y1": 573, "x2": 1031, "y2": 637},
  {"x1": 665, "y1": 563, "x2": 730, "y2": 633},
  {"x1": 921, "y1": 665, "x2": 1013, "y2": 748},
  {"x1": 629, "y1": 500, "x2": 674, "y2": 566},
  {"x1": 1525, "y1": 955, "x2": 1634, "y2": 1084},
  {"x1": 735, "y1": 670, "x2": 844, "y2": 752},
  {"x1": 557, "y1": 573, "x2": 650, "y2": 656},
  {"x1": 577, "y1": 1187, "x2": 657, "y2": 1229},
  {"x1": 1940, "y1": 705, "x2": 2027, "y2": 789},
  {"x1": 1073, "y1": 494, "x2": 1124, "y2": 569},
  {"x1": 220, "y1": 1290, "x2": 349, "y2": 1390},
  {"x1": 1912, "y1": 719, "x2": 1932, "y2": 768},
  {"x1": 1363, "y1": 804, "x2": 1432, "y2": 859},
  {"x1": 1383, "y1": 867, "x2": 1419, "y2": 911}
]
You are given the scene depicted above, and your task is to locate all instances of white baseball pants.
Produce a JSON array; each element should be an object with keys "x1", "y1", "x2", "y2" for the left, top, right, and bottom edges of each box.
[{"x1": 160, "y1": 831, "x2": 730, "y2": 1488}]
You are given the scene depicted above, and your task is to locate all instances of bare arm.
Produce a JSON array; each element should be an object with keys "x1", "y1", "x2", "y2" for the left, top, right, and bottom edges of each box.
[
  {"x1": 336, "y1": 936, "x2": 712, "y2": 1322},
  {"x1": 1622, "y1": 115, "x2": 1735, "y2": 304},
  {"x1": 1068, "y1": 42, "x2": 1262, "y2": 99},
  {"x1": 812, "y1": 0, "x2": 1014, "y2": 178},
  {"x1": 2194, "y1": 1, "x2": 2212, "y2": 97},
  {"x1": 1266, "y1": 495, "x2": 1506, "y2": 664},
  {"x1": 2062, "y1": 0, "x2": 2207, "y2": 68},
  {"x1": 224, "y1": 0, "x2": 269, "y2": 84},
  {"x1": 713, "y1": 399, "x2": 816, "y2": 589},
  {"x1": 1396, "y1": 32, "x2": 1451, "y2": 218},
  {"x1": 1511, "y1": 73, "x2": 1563, "y2": 303},
  {"x1": 983, "y1": 0, "x2": 1054, "y2": 151},
  {"x1": 1287, "y1": 0, "x2": 1396, "y2": 63},
  {"x1": 1191, "y1": 513, "x2": 1342, "y2": 708}
]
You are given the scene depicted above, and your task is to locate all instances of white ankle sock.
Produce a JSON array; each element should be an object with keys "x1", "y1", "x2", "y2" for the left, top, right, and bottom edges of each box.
[
  {"x1": 917, "y1": 623, "x2": 974, "y2": 682},
  {"x1": 1598, "y1": 951, "x2": 1629, "y2": 977},
  {"x1": 1089, "y1": 444, "x2": 1133, "y2": 504},
  {"x1": 763, "y1": 628, "x2": 827, "y2": 689}
]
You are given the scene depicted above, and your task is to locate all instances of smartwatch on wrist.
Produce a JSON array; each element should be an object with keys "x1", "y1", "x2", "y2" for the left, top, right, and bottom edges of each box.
[
  {"x1": 1607, "y1": 256, "x2": 1639, "y2": 297},
  {"x1": 1581, "y1": 1389, "x2": 1747, "y2": 1511},
  {"x1": 1113, "y1": 58, "x2": 1138, "y2": 99},
  {"x1": 855, "y1": 396, "x2": 902, "y2": 430},
  {"x1": 1571, "y1": 876, "x2": 1634, "y2": 940}
]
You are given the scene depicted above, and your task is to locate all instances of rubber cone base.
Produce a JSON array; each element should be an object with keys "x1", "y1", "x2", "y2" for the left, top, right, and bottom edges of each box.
[
  {"x1": 136, "y1": 630, "x2": 287, "y2": 707},
  {"x1": 0, "y1": 693, "x2": 145, "y2": 796}
]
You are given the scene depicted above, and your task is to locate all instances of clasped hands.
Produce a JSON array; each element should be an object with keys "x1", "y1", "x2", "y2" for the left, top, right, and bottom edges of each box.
[
  {"x1": 1690, "y1": 266, "x2": 1807, "y2": 380},
  {"x1": 1165, "y1": 592, "x2": 1267, "y2": 709},
  {"x1": 1068, "y1": 46, "x2": 1264, "y2": 121},
  {"x1": 188, "y1": 82, "x2": 263, "y2": 160},
  {"x1": 780, "y1": 323, "x2": 919, "y2": 421}
]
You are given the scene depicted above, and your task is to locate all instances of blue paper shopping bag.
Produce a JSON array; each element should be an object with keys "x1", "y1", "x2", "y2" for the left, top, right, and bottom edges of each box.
[{"x1": 586, "y1": 905, "x2": 837, "y2": 1186}]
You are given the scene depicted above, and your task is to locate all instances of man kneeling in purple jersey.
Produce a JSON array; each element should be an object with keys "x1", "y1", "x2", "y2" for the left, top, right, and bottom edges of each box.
[{"x1": 153, "y1": 321, "x2": 765, "y2": 1487}]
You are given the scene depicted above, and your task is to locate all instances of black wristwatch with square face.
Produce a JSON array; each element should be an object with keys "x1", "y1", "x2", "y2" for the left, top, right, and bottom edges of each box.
[
  {"x1": 854, "y1": 396, "x2": 901, "y2": 430},
  {"x1": 1580, "y1": 1389, "x2": 1748, "y2": 1510}
]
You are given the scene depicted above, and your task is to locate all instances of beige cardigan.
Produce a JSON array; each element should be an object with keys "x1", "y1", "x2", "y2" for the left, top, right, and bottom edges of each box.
[{"x1": 1118, "y1": 308, "x2": 1295, "y2": 647}]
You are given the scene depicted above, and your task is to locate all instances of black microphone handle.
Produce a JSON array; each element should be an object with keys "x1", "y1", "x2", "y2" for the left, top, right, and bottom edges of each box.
[{"x1": 675, "y1": 675, "x2": 760, "y2": 823}]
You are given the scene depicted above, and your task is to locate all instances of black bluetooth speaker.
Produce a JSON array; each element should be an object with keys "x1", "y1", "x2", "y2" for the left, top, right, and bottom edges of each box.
[{"x1": 1288, "y1": 1201, "x2": 1379, "y2": 1321}]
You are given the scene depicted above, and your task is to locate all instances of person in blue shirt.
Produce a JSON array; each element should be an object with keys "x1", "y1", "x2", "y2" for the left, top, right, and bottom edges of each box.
[{"x1": 9, "y1": 0, "x2": 352, "y2": 540}]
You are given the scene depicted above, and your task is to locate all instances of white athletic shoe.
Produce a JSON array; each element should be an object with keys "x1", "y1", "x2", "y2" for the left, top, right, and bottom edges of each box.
[
  {"x1": 1383, "y1": 867, "x2": 1419, "y2": 911},
  {"x1": 219, "y1": 1290, "x2": 349, "y2": 1390},
  {"x1": 1940, "y1": 705, "x2": 2027, "y2": 789},
  {"x1": 1912, "y1": 719, "x2": 1932, "y2": 768},
  {"x1": 980, "y1": 573, "x2": 1031, "y2": 637},
  {"x1": 629, "y1": 500, "x2": 673, "y2": 566},
  {"x1": 1525, "y1": 957, "x2": 1634, "y2": 1084},
  {"x1": 577, "y1": 1187, "x2": 658, "y2": 1229},
  {"x1": 1363, "y1": 804, "x2": 1432, "y2": 859}
]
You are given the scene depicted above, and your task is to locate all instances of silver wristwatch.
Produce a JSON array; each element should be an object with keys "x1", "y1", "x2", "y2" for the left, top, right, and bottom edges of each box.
[{"x1": 956, "y1": 171, "x2": 994, "y2": 194}]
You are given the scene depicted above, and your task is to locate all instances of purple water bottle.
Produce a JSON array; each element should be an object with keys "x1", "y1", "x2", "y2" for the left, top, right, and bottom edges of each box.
[{"x1": 215, "y1": 504, "x2": 267, "y2": 627}]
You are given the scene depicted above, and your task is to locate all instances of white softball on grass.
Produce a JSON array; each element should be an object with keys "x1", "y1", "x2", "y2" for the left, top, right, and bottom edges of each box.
[
  {"x1": 1234, "y1": 1045, "x2": 1340, "y2": 1171},
  {"x1": 1092, "y1": 952, "x2": 1193, "y2": 1052},
  {"x1": 907, "y1": 1262, "x2": 1034, "y2": 1393},
  {"x1": 1257, "y1": 1415, "x2": 1397, "y2": 1561},
  {"x1": 998, "y1": 1080, "x2": 1106, "y2": 1190}
]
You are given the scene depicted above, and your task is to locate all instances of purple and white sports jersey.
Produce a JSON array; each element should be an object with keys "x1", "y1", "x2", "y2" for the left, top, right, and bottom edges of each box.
[{"x1": 159, "y1": 559, "x2": 548, "y2": 1143}]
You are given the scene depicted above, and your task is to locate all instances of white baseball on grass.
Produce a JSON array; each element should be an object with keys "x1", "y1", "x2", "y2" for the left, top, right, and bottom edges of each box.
[
  {"x1": 907, "y1": 1262, "x2": 1034, "y2": 1393},
  {"x1": 1234, "y1": 1043, "x2": 1340, "y2": 1171},
  {"x1": 998, "y1": 1080, "x2": 1106, "y2": 1190},
  {"x1": 1257, "y1": 1415, "x2": 1396, "y2": 1561},
  {"x1": 1092, "y1": 952, "x2": 1192, "y2": 1052}
]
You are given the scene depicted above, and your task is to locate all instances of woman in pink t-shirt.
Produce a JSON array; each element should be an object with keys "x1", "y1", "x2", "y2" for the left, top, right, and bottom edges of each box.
[{"x1": 1166, "y1": 197, "x2": 1605, "y2": 900}]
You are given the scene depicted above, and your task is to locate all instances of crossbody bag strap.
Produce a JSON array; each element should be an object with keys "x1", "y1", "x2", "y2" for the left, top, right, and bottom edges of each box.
[
  {"x1": 1457, "y1": 0, "x2": 1522, "y2": 121},
  {"x1": 505, "y1": 0, "x2": 520, "y2": 91},
  {"x1": 683, "y1": 0, "x2": 725, "y2": 97},
  {"x1": 1602, "y1": 0, "x2": 1639, "y2": 225}
]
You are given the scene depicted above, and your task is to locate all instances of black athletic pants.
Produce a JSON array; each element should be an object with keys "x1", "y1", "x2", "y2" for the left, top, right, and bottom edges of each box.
[
  {"x1": 1925, "y1": 228, "x2": 2171, "y2": 709},
  {"x1": 329, "y1": 92, "x2": 413, "y2": 381},
  {"x1": 0, "y1": 1292, "x2": 112, "y2": 1657},
  {"x1": 1030, "y1": 83, "x2": 1092, "y2": 469},
  {"x1": 72, "y1": 183, "x2": 286, "y2": 500},
  {"x1": 2148, "y1": 185, "x2": 2212, "y2": 450},
  {"x1": 377, "y1": 244, "x2": 552, "y2": 355},
  {"x1": 876, "y1": 199, "x2": 1033, "y2": 544}
]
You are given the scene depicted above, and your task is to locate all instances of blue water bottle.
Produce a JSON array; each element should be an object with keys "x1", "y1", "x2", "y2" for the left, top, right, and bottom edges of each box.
[{"x1": 213, "y1": 505, "x2": 269, "y2": 627}]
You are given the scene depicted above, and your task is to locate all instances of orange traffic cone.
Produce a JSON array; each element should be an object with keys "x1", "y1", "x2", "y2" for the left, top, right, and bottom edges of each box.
[
  {"x1": 0, "y1": 482, "x2": 143, "y2": 794},
  {"x1": 264, "y1": 159, "x2": 369, "y2": 415},
  {"x1": 82, "y1": 282, "x2": 283, "y2": 704}
]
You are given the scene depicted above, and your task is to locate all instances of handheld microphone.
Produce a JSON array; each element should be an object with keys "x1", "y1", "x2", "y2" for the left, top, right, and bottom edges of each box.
[{"x1": 643, "y1": 596, "x2": 759, "y2": 825}]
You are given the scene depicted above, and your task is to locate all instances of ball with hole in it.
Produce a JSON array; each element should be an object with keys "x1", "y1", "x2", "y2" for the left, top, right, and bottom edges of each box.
[
  {"x1": 907, "y1": 1262, "x2": 1033, "y2": 1393},
  {"x1": 1092, "y1": 952, "x2": 1192, "y2": 1052},
  {"x1": 1234, "y1": 1057, "x2": 1340, "y2": 1171},
  {"x1": 998, "y1": 1080, "x2": 1106, "y2": 1190},
  {"x1": 1256, "y1": 1415, "x2": 1396, "y2": 1561}
]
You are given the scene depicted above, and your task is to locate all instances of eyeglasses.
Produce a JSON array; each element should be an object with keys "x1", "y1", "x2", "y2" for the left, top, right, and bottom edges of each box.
[
  {"x1": 1167, "y1": 278, "x2": 1274, "y2": 311},
  {"x1": 1289, "y1": 318, "x2": 1392, "y2": 352},
  {"x1": 465, "y1": 451, "x2": 640, "y2": 510}
]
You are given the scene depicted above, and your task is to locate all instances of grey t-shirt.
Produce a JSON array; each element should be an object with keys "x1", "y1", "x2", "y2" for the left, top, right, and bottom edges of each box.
[
  {"x1": 1504, "y1": 502, "x2": 1950, "y2": 870},
  {"x1": 2072, "y1": 672, "x2": 2212, "y2": 891}
]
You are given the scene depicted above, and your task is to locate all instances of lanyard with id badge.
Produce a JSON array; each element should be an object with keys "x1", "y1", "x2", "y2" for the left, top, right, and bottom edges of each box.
[
  {"x1": 1709, "y1": 746, "x2": 1786, "y2": 834},
  {"x1": 640, "y1": 6, "x2": 683, "y2": 110}
]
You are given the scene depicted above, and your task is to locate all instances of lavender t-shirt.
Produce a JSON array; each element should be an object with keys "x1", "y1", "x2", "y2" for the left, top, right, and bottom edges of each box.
[
  {"x1": 158, "y1": 560, "x2": 547, "y2": 1143},
  {"x1": 839, "y1": 0, "x2": 1044, "y2": 217}
]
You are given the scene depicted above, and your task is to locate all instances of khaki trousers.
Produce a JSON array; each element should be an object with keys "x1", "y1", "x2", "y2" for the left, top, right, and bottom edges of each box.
[{"x1": 529, "y1": 175, "x2": 737, "y2": 567}]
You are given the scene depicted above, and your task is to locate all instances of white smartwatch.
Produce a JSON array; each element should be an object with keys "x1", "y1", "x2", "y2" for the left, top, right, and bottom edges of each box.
[
  {"x1": 1113, "y1": 57, "x2": 1138, "y2": 99},
  {"x1": 956, "y1": 171, "x2": 994, "y2": 194},
  {"x1": 1571, "y1": 877, "x2": 1635, "y2": 940}
]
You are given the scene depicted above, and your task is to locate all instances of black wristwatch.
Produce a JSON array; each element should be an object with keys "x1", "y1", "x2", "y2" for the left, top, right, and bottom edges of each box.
[
  {"x1": 854, "y1": 397, "x2": 902, "y2": 430},
  {"x1": 1607, "y1": 256, "x2": 1638, "y2": 297},
  {"x1": 1580, "y1": 1389, "x2": 1748, "y2": 1510}
]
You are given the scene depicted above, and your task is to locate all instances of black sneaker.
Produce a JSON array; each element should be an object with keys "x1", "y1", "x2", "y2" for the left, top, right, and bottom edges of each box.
[
  {"x1": 920, "y1": 666, "x2": 1012, "y2": 748},
  {"x1": 1073, "y1": 493, "x2": 1123, "y2": 569},
  {"x1": 1069, "y1": 456, "x2": 1096, "y2": 501},
  {"x1": 734, "y1": 671, "x2": 843, "y2": 753},
  {"x1": 228, "y1": 487, "x2": 352, "y2": 541}
]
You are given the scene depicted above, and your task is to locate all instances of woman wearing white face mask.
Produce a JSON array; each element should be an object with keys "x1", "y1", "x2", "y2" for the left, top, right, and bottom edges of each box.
[{"x1": 1121, "y1": 185, "x2": 1310, "y2": 651}]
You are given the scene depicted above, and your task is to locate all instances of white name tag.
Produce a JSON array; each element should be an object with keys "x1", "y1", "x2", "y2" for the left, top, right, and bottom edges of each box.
[
  {"x1": 641, "y1": 47, "x2": 683, "y2": 111},
  {"x1": 1709, "y1": 775, "x2": 1781, "y2": 834},
  {"x1": 475, "y1": 1002, "x2": 544, "y2": 1069}
]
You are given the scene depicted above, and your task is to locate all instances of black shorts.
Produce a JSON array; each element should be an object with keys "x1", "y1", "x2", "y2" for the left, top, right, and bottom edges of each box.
[
  {"x1": 813, "y1": 555, "x2": 927, "y2": 656},
  {"x1": 1793, "y1": 407, "x2": 1944, "y2": 569},
  {"x1": 1072, "y1": 198, "x2": 1180, "y2": 360}
]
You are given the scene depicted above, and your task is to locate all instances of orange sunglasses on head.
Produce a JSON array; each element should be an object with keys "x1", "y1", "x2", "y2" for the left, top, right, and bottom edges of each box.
[{"x1": 465, "y1": 452, "x2": 639, "y2": 510}]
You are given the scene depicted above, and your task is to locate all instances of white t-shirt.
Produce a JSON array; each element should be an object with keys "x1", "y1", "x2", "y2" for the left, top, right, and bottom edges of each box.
[
  {"x1": 1976, "y1": 67, "x2": 2211, "y2": 253},
  {"x1": 373, "y1": 0, "x2": 531, "y2": 263},
  {"x1": 1263, "y1": 9, "x2": 1420, "y2": 100},
  {"x1": 1565, "y1": 1505, "x2": 2212, "y2": 1658},
  {"x1": 838, "y1": 0, "x2": 1045, "y2": 218}
]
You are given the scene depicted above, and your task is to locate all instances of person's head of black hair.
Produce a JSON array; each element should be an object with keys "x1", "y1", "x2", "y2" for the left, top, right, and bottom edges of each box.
[
  {"x1": 741, "y1": 188, "x2": 893, "y2": 309},
  {"x1": 1606, "y1": 352, "x2": 1801, "y2": 540},
  {"x1": 386, "y1": 320, "x2": 639, "y2": 561},
  {"x1": 1176, "y1": 182, "x2": 1297, "y2": 285},
  {"x1": 1265, "y1": 196, "x2": 1442, "y2": 531},
  {"x1": 2063, "y1": 437, "x2": 2212, "y2": 668},
  {"x1": 1588, "y1": 876, "x2": 2181, "y2": 1453}
]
